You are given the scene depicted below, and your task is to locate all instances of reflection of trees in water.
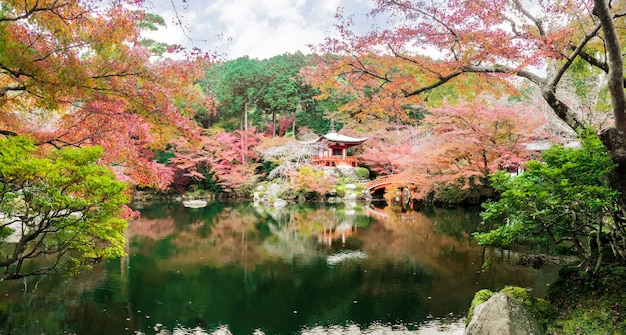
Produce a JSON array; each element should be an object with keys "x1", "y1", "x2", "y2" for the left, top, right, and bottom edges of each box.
[
  {"x1": 126, "y1": 216, "x2": 176, "y2": 240},
  {"x1": 0, "y1": 202, "x2": 559, "y2": 335},
  {"x1": 360, "y1": 205, "x2": 557, "y2": 315}
]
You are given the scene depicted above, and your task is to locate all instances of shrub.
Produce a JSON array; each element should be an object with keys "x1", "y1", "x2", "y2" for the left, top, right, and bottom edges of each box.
[{"x1": 355, "y1": 167, "x2": 370, "y2": 180}]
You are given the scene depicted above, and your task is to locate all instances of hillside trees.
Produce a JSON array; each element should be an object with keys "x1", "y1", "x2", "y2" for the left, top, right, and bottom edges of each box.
[
  {"x1": 200, "y1": 53, "x2": 333, "y2": 135},
  {"x1": 314, "y1": 0, "x2": 626, "y2": 202}
]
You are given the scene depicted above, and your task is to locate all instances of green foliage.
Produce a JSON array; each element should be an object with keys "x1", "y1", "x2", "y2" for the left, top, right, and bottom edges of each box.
[
  {"x1": 355, "y1": 167, "x2": 370, "y2": 180},
  {"x1": 546, "y1": 267, "x2": 626, "y2": 334},
  {"x1": 196, "y1": 168, "x2": 221, "y2": 193},
  {"x1": 334, "y1": 184, "x2": 347, "y2": 197},
  {"x1": 154, "y1": 148, "x2": 175, "y2": 165},
  {"x1": 475, "y1": 130, "x2": 618, "y2": 270},
  {"x1": 199, "y1": 53, "x2": 330, "y2": 134},
  {"x1": 0, "y1": 136, "x2": 129, "y2": 280}
]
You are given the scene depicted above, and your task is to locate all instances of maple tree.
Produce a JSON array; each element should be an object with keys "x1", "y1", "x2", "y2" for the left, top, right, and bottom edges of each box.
[
  {"x1": 358, "y1": 101, "x2": 548, "y2": 203},
  {"x1": 314, "y1": 0, "x2": 626, "y2": 203},
  {"x1": 0, "y1": 0, "x2": 212, "y2": 279},
  {"x1": 0, "y1": 137, "x2": 128, "y2": 280},
  {"x1": 166, "y1": 128, "x2": 262, "y2": 194},
  {"x1": 0, "y1": 0, "x2": 210, "y2": 188}
]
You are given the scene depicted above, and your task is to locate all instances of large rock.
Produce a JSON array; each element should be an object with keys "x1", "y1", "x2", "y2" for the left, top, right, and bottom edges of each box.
[{"x1": 465, "y1": 293, "x2": 543, "y2": 335}]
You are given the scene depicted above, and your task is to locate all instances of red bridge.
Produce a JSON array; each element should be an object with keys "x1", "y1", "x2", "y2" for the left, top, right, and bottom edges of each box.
[
  {"x1": 364, "y1": 174, "x2": 420, "y2": 210},
  {"x1": 364, "y1": 174, "x2": 419, "y2": 192}
]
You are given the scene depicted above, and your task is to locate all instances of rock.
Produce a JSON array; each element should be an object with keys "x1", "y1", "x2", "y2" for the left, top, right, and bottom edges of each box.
[
  {"x1": 273, "y1": 198, "x2": 287, "y2": 208},
  {"x1": 345, "y1": 183, "x2": 356, "y2": 190},
  {"x1": 182, "y1": 200, "x2": 208, "y2": 208},
  {"x1": 267, "y1": 183, "x2": 281, "y2": 198},
  {"x1": 465, "y1": 293, "x2": 543, "y2": 335},
  {"x1": 344, "y1": 193, "x2": 357, "y2": 201}
]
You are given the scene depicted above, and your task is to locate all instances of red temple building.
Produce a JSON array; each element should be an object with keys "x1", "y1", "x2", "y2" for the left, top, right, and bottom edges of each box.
[{"x1": 307, "y1": 131, "x2": 368, "y2": 167}]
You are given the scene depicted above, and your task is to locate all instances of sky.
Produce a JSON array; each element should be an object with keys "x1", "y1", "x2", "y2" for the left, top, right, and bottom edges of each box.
[{"x1": 144, "y1": 0, "x2": 374, "y2": 60}]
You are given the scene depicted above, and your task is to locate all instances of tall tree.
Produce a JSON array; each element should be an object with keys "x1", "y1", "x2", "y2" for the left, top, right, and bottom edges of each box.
[
  {"x1": 0, "y1": 0, "x2": 209, "y2": 188},
  {"x1": 201, "y1": 53, "x2": 332, "y2": 135},
  {"x1": 200, "y1": 56, "x2": 264, "y2": 131},
  {"x1": 315, "y1": 0, "x2": 626, "y2": 202}
]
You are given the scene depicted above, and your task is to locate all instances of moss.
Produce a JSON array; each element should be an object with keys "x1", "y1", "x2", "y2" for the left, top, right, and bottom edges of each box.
[
  {"x1": 467, "y1": 289, "x2": 494, "y2": 324},
  {"x1": 500, "y1": 286, "x2": 558, "y2": 330},
  {"x1": 467, "y1": 286, "x2": 557, "y2": 330},
  {"x1": 546, "y1": 267, "x2": 626, "y2": 334}
]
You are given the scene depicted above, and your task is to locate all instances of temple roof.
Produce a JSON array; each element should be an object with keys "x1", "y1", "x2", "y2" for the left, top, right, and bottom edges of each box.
[
  {"x1": 322, "y1": 132, "x2": 368, "y2": 143},
  {"x1": 299, "y1": 132, "x2": 368, "y2": 145}
]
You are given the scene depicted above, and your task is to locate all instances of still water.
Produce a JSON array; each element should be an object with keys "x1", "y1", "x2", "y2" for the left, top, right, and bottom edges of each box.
[{"x1": 0, "y1": 202, "x2": 557, "y2": 335}]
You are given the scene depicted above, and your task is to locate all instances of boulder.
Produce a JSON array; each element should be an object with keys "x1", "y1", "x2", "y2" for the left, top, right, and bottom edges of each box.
[
  {"x1": 273, "y1": 198, "x2": 287, "y2": 208},
  {"x1": 465, "y1": 293, "x2": 543, "y2": 335}
]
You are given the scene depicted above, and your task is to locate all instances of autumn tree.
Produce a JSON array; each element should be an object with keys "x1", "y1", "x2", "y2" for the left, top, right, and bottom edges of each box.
[
  {"x1": 166, "y1": 128, "x2": 262, "y2": 195},
  {"x1": 0, "y1": 0, "x2": 210, "y2": 279},
  {"x1": 0, "y1": 0, "x2": 210, "y2": 189},
  {"x1": 357, "y1": 101, "x2": 547, "y2": 202},
  {"x1": 314, "y1": 0, "x2": 626, "y2": 203}
]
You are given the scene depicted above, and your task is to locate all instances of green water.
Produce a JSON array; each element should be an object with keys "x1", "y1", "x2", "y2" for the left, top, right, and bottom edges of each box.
[{"x1": 0, "y1": 202, "x2": 558, "y2": 334}]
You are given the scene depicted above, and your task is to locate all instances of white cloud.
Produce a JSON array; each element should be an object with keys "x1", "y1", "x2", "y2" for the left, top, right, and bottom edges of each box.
[{"x1": 143, "y1": 0, "x2": 373, "y2": 60}]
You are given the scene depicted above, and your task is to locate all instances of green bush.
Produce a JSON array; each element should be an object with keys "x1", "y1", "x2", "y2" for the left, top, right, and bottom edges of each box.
[{"x1": 355, "y1": 167, "x2": 370, "y2": 180}]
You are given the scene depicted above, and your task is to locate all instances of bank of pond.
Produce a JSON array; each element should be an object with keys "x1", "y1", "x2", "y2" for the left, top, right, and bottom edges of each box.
[{"x1": 0, "y1": 201, "x2": 561, "y2": 334}]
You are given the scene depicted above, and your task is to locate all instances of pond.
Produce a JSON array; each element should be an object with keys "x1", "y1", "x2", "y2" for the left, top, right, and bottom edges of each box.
[{"x1": 0, "y1": 201, "x2": 558, "y2": 335}]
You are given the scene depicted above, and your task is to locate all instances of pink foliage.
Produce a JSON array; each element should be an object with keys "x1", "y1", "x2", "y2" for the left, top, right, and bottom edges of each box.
[
  {"x1": 358, "y1": 102, "x2": 549, "y2": 199},
  {"x1": 167, "y1": 128, "x2": 263, "y2": 193}
]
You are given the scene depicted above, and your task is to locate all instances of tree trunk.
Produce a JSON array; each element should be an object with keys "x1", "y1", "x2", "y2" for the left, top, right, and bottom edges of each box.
[
  {"x1": 595, "y1": 0, "x2": 626, "y2": 202},
  {"x1": 272, "y1": 110, "x2": 276, "y2": 137}
]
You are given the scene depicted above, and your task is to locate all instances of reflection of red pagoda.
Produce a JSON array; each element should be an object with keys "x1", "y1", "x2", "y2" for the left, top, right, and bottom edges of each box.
[
  {"x1": 308, "y1": 131, "x2": 368, "y2": 167},
  {"x1": 317, "y1": 221, "x2": 357, "y2": 245}
]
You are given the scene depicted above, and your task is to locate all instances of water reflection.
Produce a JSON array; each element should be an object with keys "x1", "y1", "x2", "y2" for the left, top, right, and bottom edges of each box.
[{"x1": 0, "y1": 202, "x2": 557, "y2": 335}]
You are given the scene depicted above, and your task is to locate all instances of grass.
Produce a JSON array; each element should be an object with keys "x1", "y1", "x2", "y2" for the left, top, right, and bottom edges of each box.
[{"x1": 545, "y1": 266, "x2": 626, "y2": 335}]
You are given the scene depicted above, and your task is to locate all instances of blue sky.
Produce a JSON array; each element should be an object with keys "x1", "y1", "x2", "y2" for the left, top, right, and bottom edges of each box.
[{"x1": 144, "y1": 0, "x2": 374, "y2": 60}]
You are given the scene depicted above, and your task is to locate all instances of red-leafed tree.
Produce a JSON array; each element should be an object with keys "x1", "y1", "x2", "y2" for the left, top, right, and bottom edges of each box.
[
  {"x1": 358, "y1": 125, "x2": 429, "y2": 176},
  {"x1": 358, "y1": 101, "x2": 548, "y2": 202},
  {"x1": 0, "y1": 0, "x2": 211, "y2": 189},
  {"x1": 167, "y1": 128, "x2": 262, "y2": 194},
  {"x1": 313, "y1": 0, "x2": 626, "y2": 203},
  {"x1": 422, "y1": 102, "x2": 548, "y2": 178}
]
